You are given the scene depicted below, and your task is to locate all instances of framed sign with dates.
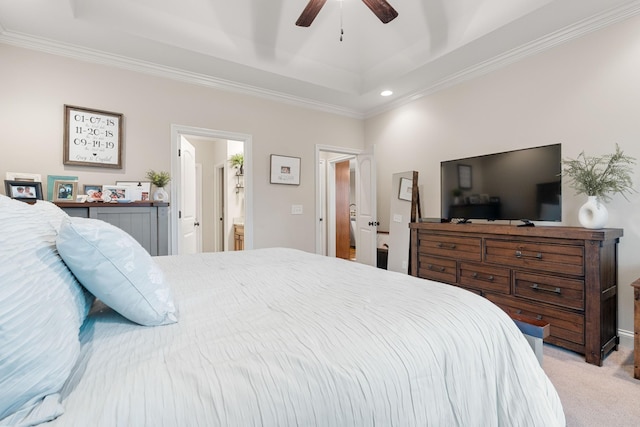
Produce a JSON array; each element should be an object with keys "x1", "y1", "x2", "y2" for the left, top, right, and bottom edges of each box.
[{"x1": 63, "y1": 105, "x2": 123, "y2": 168}]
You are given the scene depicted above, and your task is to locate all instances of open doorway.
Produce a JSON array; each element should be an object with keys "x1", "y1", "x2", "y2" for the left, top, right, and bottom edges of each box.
[
  {"x1": 170, "y1": 125, "x2": 252, "y2": 255},
  {"x1": 315, "y1": 145, "x2": 377, "y2": 267}
]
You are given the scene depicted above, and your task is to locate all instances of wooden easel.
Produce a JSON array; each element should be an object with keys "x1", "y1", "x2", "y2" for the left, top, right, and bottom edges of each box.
[
  {"x1": 408, "y1": 171, "x2": 421, "y2": 272},
  {"x1": 410, "y1": 170, "x2": 421, "y2": 222}
]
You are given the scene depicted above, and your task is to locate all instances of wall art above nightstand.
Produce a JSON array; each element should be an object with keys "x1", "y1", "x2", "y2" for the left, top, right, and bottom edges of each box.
[{"x1": 63, "y1": 105, "x2": 123, "y2": 168}]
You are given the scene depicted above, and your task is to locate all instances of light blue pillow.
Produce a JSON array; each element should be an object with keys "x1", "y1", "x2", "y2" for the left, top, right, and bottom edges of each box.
[
  {"x1": 56, "y1": 217, "x2": 178, "y2": 326},
  {"x1": 0, "y1": 196, "x2": 93, "y2": 426}
]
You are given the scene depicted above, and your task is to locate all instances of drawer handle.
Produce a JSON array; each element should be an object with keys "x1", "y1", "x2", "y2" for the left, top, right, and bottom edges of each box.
[
  {"x1": 531, "y1": 283, "x2": 561, "y2": 294},
  {"x1": 436, "y1": 243, "x2": 457, "y2": 250},
  {"x1": 514, "y1": 310, "x2": 543, "y2": 321},
  {"x1": 515, "y1": 250, "x2": 542, "y2": 259},
  {"x1": 471, "y1": 272, "x2": 495, "y2": 282},
  {"x1": 426, "y1": 264, "x2": 446, "y2": 272}
]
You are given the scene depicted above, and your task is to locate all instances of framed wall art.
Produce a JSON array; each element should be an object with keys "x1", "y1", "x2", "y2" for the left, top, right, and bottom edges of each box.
[
  {"x1": 53, "y1": 180, "x2": 78, "y2": 202},
  {"x1": 4, "y1": 180, "x2": 43, "y2": 201},
  {"x1": 270, "y1": 154, "x2": 300, "y2": 185},
  {"x1": 398, "y1": 177, "x2": 413, "y2": 201},
  {"x1": 63, "y1": 105, "x2": 123, "y2": 169}
]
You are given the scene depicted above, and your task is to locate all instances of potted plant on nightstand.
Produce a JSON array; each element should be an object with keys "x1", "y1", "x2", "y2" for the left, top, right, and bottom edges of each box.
[
  {"x1": 146, "y1": 170, "x2": 171, "y2": 202},
  {"x1": 562, "y1": 144, "x2": 635, "y2": 229}
]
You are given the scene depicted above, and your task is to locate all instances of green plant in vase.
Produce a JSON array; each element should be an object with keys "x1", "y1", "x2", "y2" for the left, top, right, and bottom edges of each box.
[
  {"x1": 146, "y1": 170, "x2": 171, "y2": 201},
  {"x1": 561, "y1": 144, "x2": 635, "y2": 228}
]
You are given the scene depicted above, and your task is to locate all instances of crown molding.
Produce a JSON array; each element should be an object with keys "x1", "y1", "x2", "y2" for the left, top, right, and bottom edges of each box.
[
  {"x1": 364, "y1": 1, "x2": 640, "y2": 119},
  {"x1": 2, "y1": 1, "x2": 639, "y2": 121},
  {"x1": 0, "y1": 31, "x2": 365, "y2": 120}
]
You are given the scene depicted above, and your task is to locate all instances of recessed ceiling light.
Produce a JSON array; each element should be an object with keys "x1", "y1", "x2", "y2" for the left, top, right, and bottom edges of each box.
[{"x1": 380, "y1": 90, "x2": 393, "y2": 97}]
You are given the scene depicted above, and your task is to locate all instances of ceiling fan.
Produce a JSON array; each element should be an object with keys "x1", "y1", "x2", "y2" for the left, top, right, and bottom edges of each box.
[{"x1": 295, "y1": 0, "x2": 398, "y2": 27}]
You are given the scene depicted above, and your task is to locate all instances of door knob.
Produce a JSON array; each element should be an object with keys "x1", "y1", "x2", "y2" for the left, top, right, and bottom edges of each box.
[{"x1": 194, "y1": 221, "x2": 200, "y2": 227}]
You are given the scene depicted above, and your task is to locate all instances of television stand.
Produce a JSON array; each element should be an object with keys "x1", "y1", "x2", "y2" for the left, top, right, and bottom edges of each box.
[{"x1": 409, "y1": 222, "x2": 623, "y2": 366}]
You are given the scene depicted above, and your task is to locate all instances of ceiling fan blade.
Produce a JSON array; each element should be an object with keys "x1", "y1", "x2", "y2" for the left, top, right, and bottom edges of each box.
[
  {"x1": 361, "y1": 0, "x2": 398, "y2": 24},
  {"x1": 296, "y1": 0, "x2": 328, "y2": 27}
]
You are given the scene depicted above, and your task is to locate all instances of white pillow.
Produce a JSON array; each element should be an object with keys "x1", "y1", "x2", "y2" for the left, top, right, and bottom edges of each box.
[
  {"x1": 56, "y1": 217, "x2": 178, "y2": 326},
  {"x1": 0, "y1": 196, "x2": 93, "y2": 426}
]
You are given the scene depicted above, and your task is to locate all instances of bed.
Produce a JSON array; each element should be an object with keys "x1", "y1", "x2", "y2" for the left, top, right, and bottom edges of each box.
[{"x1": 0, "y1": 196, "x2": 565, "y2": 426}]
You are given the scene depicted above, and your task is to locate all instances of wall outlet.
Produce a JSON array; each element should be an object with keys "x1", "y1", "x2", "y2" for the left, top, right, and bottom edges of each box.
[
  {"x1": 402, "y1": 260, "x2": 408, "y2": 269},
  {"x1": 291, "y1": 204, "x2": 303, "y2": 215}
]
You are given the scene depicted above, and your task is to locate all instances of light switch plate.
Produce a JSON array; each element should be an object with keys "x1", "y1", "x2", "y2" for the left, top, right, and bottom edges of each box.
[
  {"x1": 393, "y1": 214, "x2": 403, "y2": 223},
  {"x1": 291, "y1": 204, "x2": 303, "y2": 215}
]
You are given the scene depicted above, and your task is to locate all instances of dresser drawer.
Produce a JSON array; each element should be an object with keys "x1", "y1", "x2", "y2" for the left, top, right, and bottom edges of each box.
[
  {"x1": 484, "y1": 239, "x2": 584, "y2": 276},
  {"x1": 459, "y1": 262, "x2": 510, "y2": 295},
  {"x1": 487, "y1": 293, "x2": 584, "y2": 346},
  {"x1": 417, "y1": 255, "x2": 456, "y2": 283},
  {"x1": 514, "y1": 271, "x2": 584, "y2": 310},
  {"x1": 418, "y1": 233, "x2": 481, "y2": 262}
]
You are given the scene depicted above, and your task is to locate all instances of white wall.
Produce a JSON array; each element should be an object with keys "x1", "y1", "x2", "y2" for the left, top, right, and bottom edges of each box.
[
  {"x1": 0, "y1": 44, "x2": 365, "y2": 253},
  {"x1": 365, "y1": 13, "x2": 640, "y2": 342}
]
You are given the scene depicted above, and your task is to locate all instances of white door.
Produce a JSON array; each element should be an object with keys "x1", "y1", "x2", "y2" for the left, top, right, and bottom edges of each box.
[
  {"x1": 179, "y1": 138, "x2": 198, "y2": 254},
  {"x1": 356, "y1": 146, "x2": 377, "y2": 266},
  {"x1": 214, "y1": 163, "x2": 225, "y2": 252},
  {"x1": 318, "y1": 159, "x2": 327, "y2": 255}
]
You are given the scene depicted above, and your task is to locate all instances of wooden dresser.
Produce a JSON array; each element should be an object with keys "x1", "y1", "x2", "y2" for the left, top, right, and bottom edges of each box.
[{"x1": 409, "y1": 222, "x2": 623, "y2": 366}]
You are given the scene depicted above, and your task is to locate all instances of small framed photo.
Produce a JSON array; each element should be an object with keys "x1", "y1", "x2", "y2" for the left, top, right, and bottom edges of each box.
[
  {"x1": 47, "y1": 175, "x2": 78, "y2": 201},
  {"x1": 116, "y1": 181, "x2": 151, "y2": 201},
  {"x1": 102, "y1": 185, "x2": 130, "y2": 202},
  {"x1": 84, "y1": 185, "x2": 103, "y2": 202},
  {"x1": 458, "y1": 164, "x2": 472, "y2": 189},
  {"x1": 270, "y1": 154, "x2": 301, "y2": 185},
  {"x1": 53, "y1": 180, "x2": 78, "y2": 202},
  {"x1": 84, "y1": 184, "x2": 103, "y2": 194},
  {"x1": 398, "y1": 177, "x2": 413, "y2": 201},
  {"x1": 4, "y1": 180, "x2": 43, "y2": 201}
]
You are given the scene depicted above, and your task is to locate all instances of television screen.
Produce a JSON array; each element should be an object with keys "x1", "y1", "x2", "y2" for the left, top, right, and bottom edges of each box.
[{"x1": 441, "y1": 144, "x2": 562, "y2": 222}]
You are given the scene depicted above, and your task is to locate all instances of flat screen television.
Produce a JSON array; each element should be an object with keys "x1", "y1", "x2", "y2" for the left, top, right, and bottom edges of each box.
[{"x1": 441, "y1": 144, "x2": 562, "y2": 222}]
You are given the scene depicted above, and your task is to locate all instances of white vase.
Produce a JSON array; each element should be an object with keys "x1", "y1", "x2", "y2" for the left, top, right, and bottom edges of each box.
[
  {"x1": 578, "y1": 196, "x2": 608, "y2": 229},
  {"x1": 153, "y1": 187, "x2": 169, "y2": 202}
]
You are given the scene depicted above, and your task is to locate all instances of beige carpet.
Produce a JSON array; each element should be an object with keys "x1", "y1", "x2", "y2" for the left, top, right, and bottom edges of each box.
[{"x1": 542, "y1": 344, "x2": 640, "y2": 426}]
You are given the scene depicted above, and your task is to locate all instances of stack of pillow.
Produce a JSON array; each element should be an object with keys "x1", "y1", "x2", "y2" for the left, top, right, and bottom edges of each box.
[{"x1": 0, "y1": 195, "x2": 177, "y2": 426}]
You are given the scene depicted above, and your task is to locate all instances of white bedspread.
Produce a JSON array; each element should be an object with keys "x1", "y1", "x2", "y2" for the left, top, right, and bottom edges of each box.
[{"x1": 47, "y1": 248, "x2": 564, "y2": 426}]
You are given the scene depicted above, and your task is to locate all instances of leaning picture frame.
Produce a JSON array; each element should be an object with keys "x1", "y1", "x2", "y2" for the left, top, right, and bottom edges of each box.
[
  {"x1": 47, "y1": 175, "x2": 78, "y2": 201},
  {"x1": 53, "y1": 180, "x2": 78, "y2": 202},
  {"x1": 4, "y1": 180, "x2": 43, "y2": 201},
  {"x1": 270, "y1": 154, "x2": 301, "y2": 185},
  {"x1": 116, "y1": 181, "x2": 151, "y2": 201},
  {"x1": 5, "y1": 172, "x2": 42, "y2": 183},
  {"x1": 102, "y1": 185, "x2": 131, "y2": 202}
]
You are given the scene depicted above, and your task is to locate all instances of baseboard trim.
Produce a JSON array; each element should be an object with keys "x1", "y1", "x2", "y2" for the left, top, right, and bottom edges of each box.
[{"x1": 618, "y1": 328, "x2": 633, "y2": 349}]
